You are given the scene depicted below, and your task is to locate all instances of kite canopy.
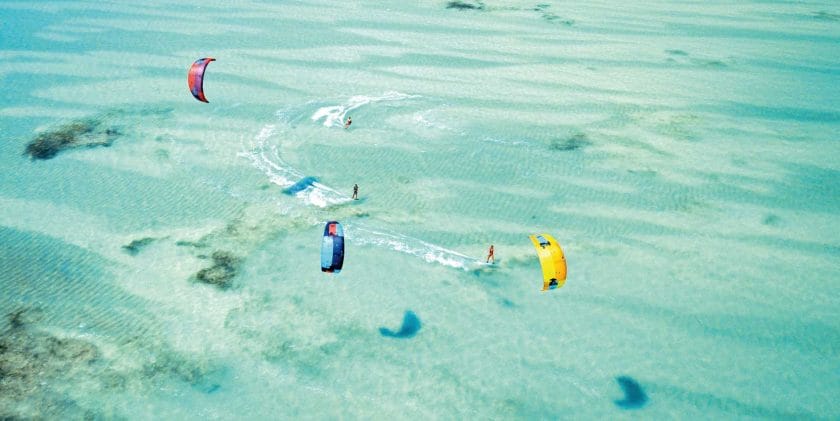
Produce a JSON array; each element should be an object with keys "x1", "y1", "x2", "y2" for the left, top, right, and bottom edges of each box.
[
  {"x1": 321, "y1": 221, "x2": 345, "y2": 273},
  {"x1": 187, "y1": 57, "x2": 215, "y2": 103},
  {"x1": 529, "y1": 233, "x2": 567, "y2": 291}
]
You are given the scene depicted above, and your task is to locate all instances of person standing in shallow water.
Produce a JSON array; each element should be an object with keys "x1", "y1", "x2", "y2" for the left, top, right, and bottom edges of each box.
[
  {"x1": 352, "y1": 183, "x2": 359, "y2": 200},
  {"x1": 486, "y1": 245, "x2": 495, "y2": 263},
  {"x1": 344, "y1": 116, "x2": 352, "y2": 129}
]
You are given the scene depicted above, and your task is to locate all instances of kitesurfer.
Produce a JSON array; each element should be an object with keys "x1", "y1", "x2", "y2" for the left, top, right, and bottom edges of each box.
[
  {"x1": 344, "y1": 116, "x2": 352, "y2": 129},
  {"x1": 352, "y1": 183, "x2": 359, "y2": 200},
  {"x1": 486, "y1": 245, "x2": 495, "y2": 263}
]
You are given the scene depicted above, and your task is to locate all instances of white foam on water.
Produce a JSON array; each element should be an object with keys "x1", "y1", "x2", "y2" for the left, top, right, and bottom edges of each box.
[
  {"x1": 480, "y1": 135, "x2": 529, "y2": 146},
  {"x1": 240, "y1": 114, "x2": 486, "y2": 271},
  {"x1": 413, "y1": 113, "x2": 435, "y2": 128},
  {"x1": 239, "y1": 123, "x2": 350, "y2": 208},
  {"x1": 310, "y1": 91, "x2": 419, "y2": 128},
  {"x1": 348, "y1": 224, "x2": 483, "y2": 271}
]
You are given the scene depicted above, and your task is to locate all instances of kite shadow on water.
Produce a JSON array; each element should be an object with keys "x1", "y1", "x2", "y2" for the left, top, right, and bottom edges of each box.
[
  {"x1": 614, "y1": 376, "x2": 648, "y2": 409},
  {"x1": 379, "y1": 310, "x2": 421, "y2": 339},
  {"x1": 283, "y1": 176, "x2": 318, "y2": 195}
]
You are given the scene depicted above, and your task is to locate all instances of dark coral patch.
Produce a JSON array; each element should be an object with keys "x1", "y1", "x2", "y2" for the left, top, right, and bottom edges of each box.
[
  {"x1": 762, "y1": 214, "x2": 780, "y2": 226},
  {"x1": 1, "y1": 308, "x2": 101, "y2": 417},
  {"x1": 194, "y1": 250, "x2": 241, "y2": 289},
  {"x1": 24, "y1": 119, "x2": 120, "y2": 160},
  {"x1": 447, "y1": 1, "x2": 484, "y2": 10},
  {"x1": 813, "y1": 11, "x2": 840, "y2": 21},
  {"x1": 122, "y1": 237, "x2": 156, "y2": 256},
  {"x1": 550, "y1": 133, "x2": 591, "y2": 151}
]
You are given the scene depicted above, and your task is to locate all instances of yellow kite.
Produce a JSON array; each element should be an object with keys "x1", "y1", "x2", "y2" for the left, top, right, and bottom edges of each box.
[{"x1": 529, "y1": 234, "x2": 567, "y2": 291}]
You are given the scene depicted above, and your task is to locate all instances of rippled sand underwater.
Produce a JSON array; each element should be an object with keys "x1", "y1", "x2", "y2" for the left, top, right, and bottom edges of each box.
[{"x1": 1, "y1": 0, "x2": 839, "y2": 419}]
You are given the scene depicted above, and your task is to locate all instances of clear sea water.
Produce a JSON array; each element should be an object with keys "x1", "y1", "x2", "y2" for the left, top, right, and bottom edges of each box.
[{"x1": 1, "y1": 1, "x2": 838, "y2": 419}]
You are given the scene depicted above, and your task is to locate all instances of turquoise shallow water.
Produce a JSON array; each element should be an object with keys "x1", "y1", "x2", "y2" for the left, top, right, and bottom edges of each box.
[{"x1": 1, "y1": 0, "x2": 839, "y2": 419}]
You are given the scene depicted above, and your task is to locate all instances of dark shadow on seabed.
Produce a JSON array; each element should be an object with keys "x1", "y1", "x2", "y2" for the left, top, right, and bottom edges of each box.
[
  {"x1": 615, "y1": 376, "x2": 648, "y2": 409},
  {"x1": 283, "y1": 176, "x2": 318, "y2": 195},
  {"x1": 379, "y1": 311, "x2": 421, "y2": 339}
]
